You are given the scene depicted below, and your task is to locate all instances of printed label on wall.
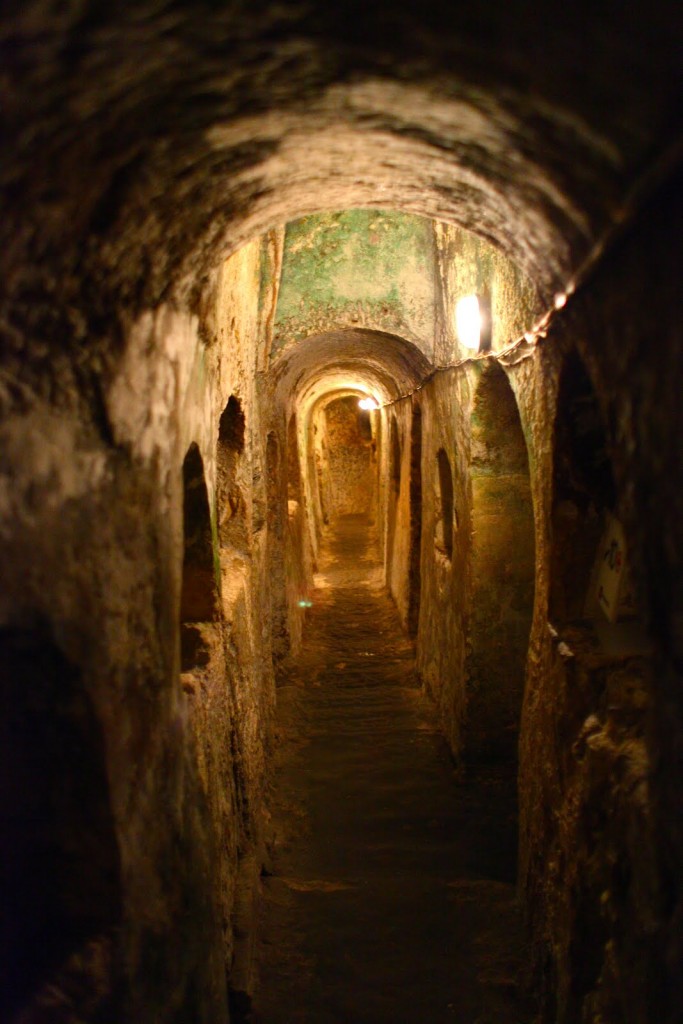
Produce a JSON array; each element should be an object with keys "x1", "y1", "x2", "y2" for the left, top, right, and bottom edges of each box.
[{"x1": 595, "y1": 515, "x2": 627, "y2": 623}]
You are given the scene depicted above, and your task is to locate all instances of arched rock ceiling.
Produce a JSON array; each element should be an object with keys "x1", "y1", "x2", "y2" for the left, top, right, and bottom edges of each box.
[
  {"x1": 1, "y1": 1, "x2": 680, "y2": 379},
  {"x1": 272, "y1": 330, "x2": 433, "y2": 419}
]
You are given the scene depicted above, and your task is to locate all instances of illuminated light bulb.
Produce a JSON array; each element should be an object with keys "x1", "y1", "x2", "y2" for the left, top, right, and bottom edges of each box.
[
  {"x1": 455, "y1": 294, "x2": 482, "y2": 350},
  {"x1": 554, "y1": 291, "x2": 568, "y2": 310},
  {"x1": 358, "y1": 397, "x2": 379, "y2": 411}
]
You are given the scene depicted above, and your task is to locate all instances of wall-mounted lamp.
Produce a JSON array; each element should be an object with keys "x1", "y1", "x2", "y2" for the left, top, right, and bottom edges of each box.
[
  {"x1": 455, "y1": 294, "x2": 492, "y2": 352},
  {"x1": 358, "y1": 397, "x2": 379, "y2": 411}
]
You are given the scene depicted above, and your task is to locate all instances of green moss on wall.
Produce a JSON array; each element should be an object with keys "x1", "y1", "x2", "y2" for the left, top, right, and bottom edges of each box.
[{"x1": 272, "y1": 210, "x2": 437, "y2": 357}]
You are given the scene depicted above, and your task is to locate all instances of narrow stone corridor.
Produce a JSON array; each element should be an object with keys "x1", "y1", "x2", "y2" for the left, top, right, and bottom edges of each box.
[
  {"x1": 253, "y1": 515, "x2": 533, "y2": 1023},
  {"x1": 2, "y1": 9, "x2": 682, "y2": 1019}
]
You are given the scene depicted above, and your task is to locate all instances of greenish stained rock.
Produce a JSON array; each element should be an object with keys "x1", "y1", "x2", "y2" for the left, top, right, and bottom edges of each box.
[{"x1": 272, "y1": 210, "x2": 437, "y2": 358}]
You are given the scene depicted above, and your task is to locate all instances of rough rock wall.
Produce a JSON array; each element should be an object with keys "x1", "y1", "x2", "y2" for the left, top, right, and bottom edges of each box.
[
  {"x1": 465, "y1": 363, "x2": 535, "y2": 765},
  {"x1": 412, "y1": 356, "x2": 533, "y2": 766},
  {"x1": 1, "y1": 6, "x2": 682, "y2": 1022},
  {"x1": 385, "y1": 405, "x2": 411, "y2": 622},
  {"x1": 321, "y1": 397, "x2": 377, "y2": 519},
  {"x1": 2, "y1": 0, "x2": 679, "y2": 374},
  {"x1": 399, "y1": 224, "x2": 540, "y2": 757},
  {"x1": 268, "y1": 402, "x2": 317, "y2": 662},
  {"x1": 0, "y1": 238, "x2": 277, "y2": 1021},
  {"x1": 414, "y1": 368, "x2": 473, "y2": 757},
  {"x1": 189, "y1": 240, "x2": 278, "y2": 1011},
  {"x1": 1, "y1": 630, "x2": 124, "y2": 1021},
  {"x1": 434, "y1": 222, "x2": 542, "y2": 359},
  {"x1": 407, "y1": 327, "x2": 665, "y2": 1024},
  {"x1": 517, "y1": 171, "x2": 683, "y2": 1024},
  {"x1": 307, "y1": 402, "x2": 329, "y2": 545},
  {"x1": 0, "y1": 304, "x2": 228, "y2": 1023},
  {"x1": 282, "y1": 412, "x2": 309, "y2": 656},
  {"x1": 189, "y1": 238, "x2": 276, "y2": 849},
  {"x1": 384, "y1": 399, "x2": 425, "y2": 639},
  {"x1": 386, "y1": 175, "x2": 682, "y2": 1021}
]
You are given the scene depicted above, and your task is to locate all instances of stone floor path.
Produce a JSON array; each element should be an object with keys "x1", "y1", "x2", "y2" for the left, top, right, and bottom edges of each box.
[{"x1": 252, "y1": 515, "x2": 534, "y2": 1024}]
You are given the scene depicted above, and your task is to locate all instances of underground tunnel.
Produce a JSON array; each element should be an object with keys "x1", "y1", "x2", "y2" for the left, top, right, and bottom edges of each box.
[{"x1": 1, "y1": 4, "x2": 682, "y2": 1023}]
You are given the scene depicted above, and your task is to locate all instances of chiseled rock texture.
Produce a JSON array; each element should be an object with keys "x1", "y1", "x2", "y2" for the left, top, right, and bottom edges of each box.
[
  {"x1": 517, "y1": 179, "x2": 683, "y2": 1024},
  {"x1": 1, "y1": 0, "x2": 680, "y2": 389},
  {"x1": 0, "y1": 236, "x2": 279, "y2": 1022},
  {"x1": 1, "y1": 3, "x2": 682, "y2": 1023}
]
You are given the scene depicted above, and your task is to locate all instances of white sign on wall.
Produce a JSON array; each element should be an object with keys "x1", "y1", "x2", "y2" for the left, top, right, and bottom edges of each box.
[{"x1": 593, "y1": 515, "x2": 628, "y2": 623}]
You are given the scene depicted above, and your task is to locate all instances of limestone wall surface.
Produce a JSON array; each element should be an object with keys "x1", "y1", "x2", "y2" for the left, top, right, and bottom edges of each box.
[
  {"x1": 365, "y1": 179, "x2": 682, "y2": 1022},
  {"x1": 0, "y1": 237, "x2": 280, "y2": 1021},
  {"x1": 516, "y1": 174, "x2": 683, "y2": 1024}
]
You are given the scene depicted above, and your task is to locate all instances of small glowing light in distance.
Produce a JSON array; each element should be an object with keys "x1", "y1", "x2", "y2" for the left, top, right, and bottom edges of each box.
[
  {"x1": 298, "y1": 599, "x2": 313, "y2": 608},
  {"x1": 455, "y1": 294, "x2": 482, "y2": 350},
  {"x1": 554, "y1": 291, "x2": 568, "y2": 310},
  {"x1": 358, "y1": 397, "x2": 379, "y2": 410}
]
